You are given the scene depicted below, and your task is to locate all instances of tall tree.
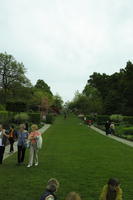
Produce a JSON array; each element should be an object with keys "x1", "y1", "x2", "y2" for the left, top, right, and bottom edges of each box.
[
  {"x1": 35, "y1": 79, "x2": 53, "y2": 95},
  {"x1": 0, "y1": 52, "x2": 30, "y2": 103}
]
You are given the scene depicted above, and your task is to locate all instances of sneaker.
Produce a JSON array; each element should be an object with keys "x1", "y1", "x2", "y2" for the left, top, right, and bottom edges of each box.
[
  {"x1": 35, "y1": 163, "x2": 38, "y2": 166},
  {"x1": 27, "y1": 164, "x2": 32, "y2": 168}
]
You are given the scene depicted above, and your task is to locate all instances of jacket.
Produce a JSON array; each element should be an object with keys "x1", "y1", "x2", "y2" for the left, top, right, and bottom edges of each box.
[
  {"x1": 40, "y1": 189, "x2": 56, "y2": 200},
  {"x1": 99, "y1": 185, "x2": 123, "y2": 200}
]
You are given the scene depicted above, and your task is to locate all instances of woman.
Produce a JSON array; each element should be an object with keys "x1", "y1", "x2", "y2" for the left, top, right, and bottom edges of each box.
[
  {"x1": 99, "y1": 178, "x2": 123, "y2": 200},
  {"x1": 16, "y1": 124, "x2": 29, "y2": 165},
  {"x1": 0, "y1": 124, "x2": 8, "y2": 164},
  {"x1": 8, "y1": 125, "x2": 16, "y2": 153},
  {"x1": 27, "y1": 124, "x2": 41, "y2": 168}
]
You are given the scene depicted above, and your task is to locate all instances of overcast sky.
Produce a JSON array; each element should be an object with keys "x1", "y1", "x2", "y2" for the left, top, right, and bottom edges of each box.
[{"x1": 0, "y1": 0, "x2": 133, "y2": 102}]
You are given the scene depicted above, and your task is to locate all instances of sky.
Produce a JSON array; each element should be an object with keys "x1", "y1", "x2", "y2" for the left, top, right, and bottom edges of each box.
[{"x1": 0, "y1": 0, "x2": 133, "y2": 102}]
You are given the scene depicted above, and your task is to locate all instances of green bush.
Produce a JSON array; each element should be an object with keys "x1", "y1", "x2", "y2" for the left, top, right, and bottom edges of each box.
[
  {"x1": 0, "y1": 104, "x2": 6, "y2": 111},
  {"x1": 14, "y1": 112, "x2": 29, "y2": 123},
  {"x1": 96, "y1": 115, "x2": 110, "y2": 125},
  {"x1": 0, "y1": 111, "x2": 9, "y2": 124},
  {"x1": 46, "y1": 114, "x2": 54, "y2": 124},
  {"x1": 123, "y1": 116, "x2": 133, "y2": 125},
  {"x1": 110, "y1": 114, "x2": 123, "y2": 123},
  {"x1": 28, "y1": 112, "x2": 40, "y2": 124}
]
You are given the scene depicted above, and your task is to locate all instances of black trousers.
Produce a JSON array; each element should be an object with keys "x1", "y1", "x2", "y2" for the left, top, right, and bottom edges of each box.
[
  {"x1": 0, "y1": 146, "x2": 5, "y2": 164},
  {"x1": 9, "y1": 138, "x2": 14, "y2": 152},
  {"x1": 18, "y1": 145, "x2": 26, "y2": 163}
]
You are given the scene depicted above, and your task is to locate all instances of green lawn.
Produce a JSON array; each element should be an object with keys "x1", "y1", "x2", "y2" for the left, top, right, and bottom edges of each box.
[{"x1": 0, "y1": 115, "x2": 133, "y2": 200}]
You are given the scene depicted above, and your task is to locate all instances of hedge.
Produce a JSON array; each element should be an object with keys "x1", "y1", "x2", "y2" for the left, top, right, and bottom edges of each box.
[
  {"x1": 96, "y1": 115, "x2": 110, "y2": 125},
  {"x1": 46, "y1": 114, "x2": 55, "y2": 124},
  {"x1": 123, "y1": 116, "x2": 133, "y2": 125}
]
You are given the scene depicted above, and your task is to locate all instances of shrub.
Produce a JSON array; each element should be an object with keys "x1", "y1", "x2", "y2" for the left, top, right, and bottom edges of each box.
[
  {"x1": 122, "y1": 127, "x2": 133, "y2": 135},
  {"x1": 110, "y1": 114, "x2": 123, "y2": 123},
  {"x1": 46, "y1": 114, "x2": 54, "y2": 124},
  {"x1": 123, "y1": 116, "x2": 133, "y2": 125},
  {"x1": 0, "y1": 104, "x2": 6, "y2": 111},
  {"x1": 14, "y1": 113, "x2": 29, "y2": 123},
  {"x1": 96, "y1": 115, "x2": 110, "y2": 125},
  {"x1": 28, "y1": 112, "x2": 40, "y2": 124},
  {"x1": 0, "y1": 111, "x2": 9, "y2": 124}
]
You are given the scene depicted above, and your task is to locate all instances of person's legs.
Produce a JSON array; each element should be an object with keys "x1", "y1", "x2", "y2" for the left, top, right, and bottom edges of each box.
[
  {"x1": 18, "y1": 145, "x2": 22, "y2": 164},
  {"x1": 34, "y1": 145, "x2": 38, "y2": 165},
  {"x1": 28, "y1": 144, "x2": 34, "y2": 166},
  {"x1": 0, "y1": 146, "x2": 5, "y2": 164},
  {"x1": 9, "y1": 138, "x2": 14, "y2": 152},
  {"x1": 21, "y1": 147, "x2": 26, "y2": 163}
]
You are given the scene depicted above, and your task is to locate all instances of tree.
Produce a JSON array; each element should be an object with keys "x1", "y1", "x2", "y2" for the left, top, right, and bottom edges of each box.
[
  {"x1": 35, "y1": 79, "x2": 53, "y2": 95},
  {"x1": 0, "y1": 52, "x2": 30, "y2": 103}
]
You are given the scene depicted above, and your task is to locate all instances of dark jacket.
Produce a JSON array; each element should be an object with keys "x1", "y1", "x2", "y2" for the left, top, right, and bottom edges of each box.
[{"x1": 40, "y1": 189, "x2": 57, "y2": 200}]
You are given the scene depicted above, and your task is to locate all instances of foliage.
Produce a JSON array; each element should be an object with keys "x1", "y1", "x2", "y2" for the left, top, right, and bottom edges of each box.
[
  {"x1": 0, "y1": 52, "x2": 31, "y2": 103},
  {"x1": 123, "y1": 116, "x2": 133, "y2": 125},
  {"x1": 35, "y1": 79, "x2": 53, "y2": 95},
  {"x1": 96, "y1": 115, "x2": 110, "y2": 125},
  {"x1": 6, "y1": 101, "x2": 27, "y2": 112},
  {"x1": 0, "y1": 104, "x2": 5, "y2": 111},
  {"x1": 110, "y1": 114, "x2": 123, "y2": 123},
  {"x1": 14, "y1": 112, "x2": 29, "y2": 123},
  {"x1": 28, "y1": 112, "x2": 40, "y2": 124},
  {"x1": 45, "y1": 114, "x2": 55, "y2": 124},
  {"x1": 0, "y1": 111, "x2": 9, "y2": 124}
]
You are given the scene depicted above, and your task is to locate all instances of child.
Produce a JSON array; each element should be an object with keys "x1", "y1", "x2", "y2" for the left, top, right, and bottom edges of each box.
[
  {"x1": 40, "y1": 178, "x2": 60, "y2": 200},
  {"x1": 99, "y1": 178, "x2": 123, "y2": 200}
]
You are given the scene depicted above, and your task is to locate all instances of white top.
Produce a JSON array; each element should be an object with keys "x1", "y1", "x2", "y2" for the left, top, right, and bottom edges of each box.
[{"x1": 0, "y1": 131, "x2": 3, "y2": 146}]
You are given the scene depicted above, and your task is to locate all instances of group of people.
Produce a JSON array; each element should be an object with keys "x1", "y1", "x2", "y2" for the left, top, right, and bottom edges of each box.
[
  {"x1": 105, "y1": 121, "x2": 115, "y2": 135},
  {"x1": 40, "y1": 177, "x2": 122, "y2": 200},
  {"x1": 0, "y1": 123, "x2": 42, "y2": 167}
]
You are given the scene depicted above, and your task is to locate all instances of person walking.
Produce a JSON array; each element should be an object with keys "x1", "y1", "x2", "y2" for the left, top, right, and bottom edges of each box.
[
  {"x1": 0, "y1": 124, "x2": 8, "y2": 164},
  {"x1": 8, "y1": 125, "x2": 16, "y2": 153},
  {"x1": 40, "y1": 178, "x2": 60, "y2": 200},
  {"x1": 99, "y1": 178, "x2": 123, "y2": 200},
  {"x1": 16, "y1": 124, "x2": 29, "y2": 165},
  {"x1": 110, "y1": 122, "x2": 115, "y2": 135},
  {"x1": 27, "y1": 124, "x2": 41, "y2": 168}
]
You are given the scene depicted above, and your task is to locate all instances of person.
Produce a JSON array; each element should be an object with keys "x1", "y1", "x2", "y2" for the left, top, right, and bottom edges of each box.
[
  {"x1": 27, "y1": 124, "x2": 41, "y2": 168},
  {"x1": 40, "y1": 178, "x2": 60, "y2": 200},
  {"x1": 16, "y1": 124, "x2": 29, "y2": 165},
  {"x1": 65, "y1": 192, "x2": 81, "y2": 200},
  {"x1": 110, "y1": 122, "x2": 115, "y2": 135},
  {"x1": 0, "y1": 124, "x2": 8, "y2": 164},
  {"x1": 8, "y1": 125, "x2": 16, "y2": 153},
  {"x1": 25, "y1": 122, "x2": 29, "y2": 131},
  {"x1": 105, "y1": 121, "x2": 111, "y2": 135},
  {"x1": 99, "y1": 178, "x2": 123, "y2": 200}
]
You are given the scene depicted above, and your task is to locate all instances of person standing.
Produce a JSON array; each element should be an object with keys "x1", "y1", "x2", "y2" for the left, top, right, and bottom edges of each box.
[
  {"x1": 27, "y1": 124, "x2": 41, "y2": 168},
  {"x1": 105, "y1": 121, "x2": 111, "y2": 135},
  {"x1": 0, "y1": 124, "x2": 8, "y2": 164},
  {"x1": 110, "y1": 122, "x2": 115, "y2": 135},
  {"x1": 16, "y1": 124, "x2": 28, "y2": 165},
  {"x1": 8, "y1": 125, "x2": 16, "y2": 153}
]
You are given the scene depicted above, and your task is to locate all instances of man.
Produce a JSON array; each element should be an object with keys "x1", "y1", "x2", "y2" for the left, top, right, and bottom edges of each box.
[
  {"x1": 0, "y1": 124, "x2": 8, "y2": 164},
  {"x1": 105, "y1": 121, "x2": 111, "y2": 135},
  {"x1": 40, "y1": 178, "x2": 60, "y2": 200},
  {"x1": 16, "y1": 124, "x2": 28, "y2": 165}
]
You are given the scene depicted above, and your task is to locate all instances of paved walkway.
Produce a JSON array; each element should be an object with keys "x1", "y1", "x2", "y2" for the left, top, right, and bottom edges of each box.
[
  {"x1": 3, "y1": 124, "x2": 51, "y2": 160},
  {"x1": 91, "y1": 125, "x2": 133, "y2": 148}
]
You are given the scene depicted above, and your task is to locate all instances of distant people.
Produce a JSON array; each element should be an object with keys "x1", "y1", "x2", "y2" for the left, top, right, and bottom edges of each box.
[
  {"x1": 110, "y1": 122, "x2": 115, "y2": 135},
  {"x1": 64, "y1": 111, "x2": 67, "y2": 119},
  {"x1": 99, "y1": 178, "x2": 123, "y2": 200},
  {"x1": 8, "y1": 125, "x2": 16, "y2": 153},
  {"x1": 16, "y1": 124, "x2": 29, "y2": 165},
  {"x1": 65, "y1": 192, "x2": 81, "y2": 200},
  {"x1": 105, "y1": 121, "x2": 111, "y2": 135},
  {"x1": 0, "y1": 124, "x2": 8, "y2": 164},
  {"x1": 27, "y1": 124, "x2": 41, "y2": 168},
  {"x1": 40, "y1": 178, "x2": 60, "y2": 200}
]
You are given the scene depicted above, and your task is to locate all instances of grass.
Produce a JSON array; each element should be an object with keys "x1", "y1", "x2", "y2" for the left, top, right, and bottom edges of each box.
[{"x1": 0, "y1": 115, "x2": 133, "y2": 200}]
